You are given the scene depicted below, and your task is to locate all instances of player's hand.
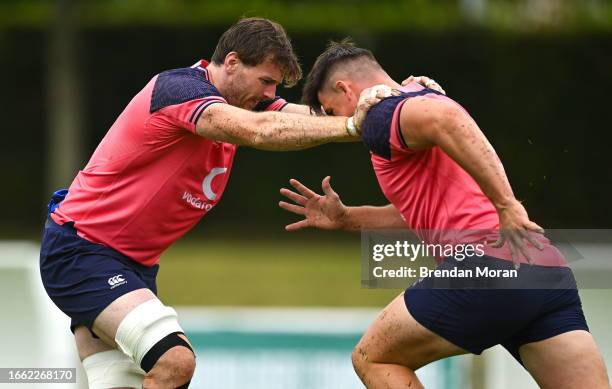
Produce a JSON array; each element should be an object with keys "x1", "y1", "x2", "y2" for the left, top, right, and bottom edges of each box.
[
  {"x1": 352, "y1": 84, "x2": 401, "y2": 134},
  {"x1": 402, "y1": 75, "x2": 446, "y2": 95},
  {"x1": 279, "y1": 176, "x2": 348, "y2": 231},
  {"x1": 491, "y1": 199, "x2": 545, "y2": 268}
]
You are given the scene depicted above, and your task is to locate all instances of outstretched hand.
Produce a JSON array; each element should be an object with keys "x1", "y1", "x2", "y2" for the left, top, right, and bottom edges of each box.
[
  {"x1": 279, "y1": 176, "x2": 348, "y2": 231},
  {"x1": 491, "y1": 199, "x2": 545, "y2": 267}
]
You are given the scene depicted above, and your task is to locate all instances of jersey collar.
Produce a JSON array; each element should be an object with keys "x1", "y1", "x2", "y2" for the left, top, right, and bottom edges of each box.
[{"x1": 191, "y1": 59, "x2": 210, "y2": 81}]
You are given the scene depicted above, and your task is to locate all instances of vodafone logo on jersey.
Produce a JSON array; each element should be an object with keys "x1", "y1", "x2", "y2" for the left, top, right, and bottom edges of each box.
[
  {"x1": 202, "y1": 167, "x2": 228, "y2": 201},
  {"x1": 182, "y1": 166, "x2": 228, "y2": 211}
]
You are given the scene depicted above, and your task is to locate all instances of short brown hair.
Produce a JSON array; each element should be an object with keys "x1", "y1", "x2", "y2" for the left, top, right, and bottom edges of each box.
[
  {"x1": 211, "y1": 17, "x2": 302, "y2": 87},
  {"x1": 302, "y1": 39, "x2": 377, "y2": 114}
]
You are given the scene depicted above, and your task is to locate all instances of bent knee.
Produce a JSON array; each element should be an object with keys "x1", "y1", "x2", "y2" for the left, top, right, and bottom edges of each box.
[
  {"x1": 174, "y1": 346, "x2": 196, "y2": 377},
  {"x1": 113, "y1": 299, "x2": 196, "y2": 386},
  {"x1": 152, "y1": 345, "x2": 196, "y2": 381}
]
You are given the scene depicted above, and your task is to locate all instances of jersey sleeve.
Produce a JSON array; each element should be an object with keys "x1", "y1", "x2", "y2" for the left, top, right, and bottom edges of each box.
[
  {"x1": 363, "y1": 89, "x2": 450, "y2": 159},
  {"x1": 253, "y1": 96, "x2": 289, "y2": 112},
  {"x1": 390, "y1": 99, "x2": 415, "y2": 155},
  {"x1": 361, "y1": 96, "x2": 409, "y2": 160},
  {"x1": 150, "y1": 68, "x2": 227, "y2": 133}
]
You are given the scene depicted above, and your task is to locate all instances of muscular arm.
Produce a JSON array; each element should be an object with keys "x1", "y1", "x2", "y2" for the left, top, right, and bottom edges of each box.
[
  {"x1": 398, "y1": 97, "x2": 545, "y2": 262},
  {"x1": 399, "y1": 97, "x2": 515, "y2": 210},
  {"x1": 196, "y1": 103, "x2": 357, "y2": 151}
]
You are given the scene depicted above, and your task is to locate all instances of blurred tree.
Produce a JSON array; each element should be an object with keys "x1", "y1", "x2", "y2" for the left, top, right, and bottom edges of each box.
[{"x1": 46, "y1": 0, "x2": 83, "y2": 193}]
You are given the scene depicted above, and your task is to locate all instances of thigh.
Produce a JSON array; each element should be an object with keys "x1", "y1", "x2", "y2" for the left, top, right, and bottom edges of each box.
[
  {"x1": 74, "y1": 325, "x2": 116, "y2": 360},
  {"x1": 357, "y1": 293, "x2": 468, "y2": 370},
  {"x1": 91, "y1": 288, "x2": 157, "y2": 347},
  {"x1": 519, "y1": 330, "x2": 610, "y2": 389}
]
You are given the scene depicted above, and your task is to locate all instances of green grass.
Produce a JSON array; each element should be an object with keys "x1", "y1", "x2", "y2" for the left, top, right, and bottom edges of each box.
[{"x1": 157, "y1": 239, "x2": 400, "y2": 307}]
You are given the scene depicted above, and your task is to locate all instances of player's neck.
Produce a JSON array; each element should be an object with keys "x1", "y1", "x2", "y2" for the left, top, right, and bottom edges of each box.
[
  {"x1": 206, "y1": 63, "x2": 225, "y2": 92},
  {"x1": 366, "y1": 72, "x2": 402, "y2": 90},
  {"x1": 359, "y1": 71, "x2": 402, "y2": 89}
]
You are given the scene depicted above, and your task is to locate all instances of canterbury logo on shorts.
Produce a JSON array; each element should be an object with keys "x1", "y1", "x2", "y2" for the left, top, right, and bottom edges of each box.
[{"x1": 108, "y1": 274, "x2": 127, "y2": 289}]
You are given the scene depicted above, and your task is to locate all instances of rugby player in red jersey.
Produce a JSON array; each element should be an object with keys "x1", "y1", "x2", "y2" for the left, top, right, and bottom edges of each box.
[{"x1": 280, "y1": 41, "x2": 609, "y2": 389}]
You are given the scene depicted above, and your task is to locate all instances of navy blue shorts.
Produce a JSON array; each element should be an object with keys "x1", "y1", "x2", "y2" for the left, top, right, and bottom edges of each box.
[
  {"x1": 39, "y1": 217, "x2": 159, "y2": 333},
  {"x1": 405, "y1": 255, "x2": 589, "y2": 364}
]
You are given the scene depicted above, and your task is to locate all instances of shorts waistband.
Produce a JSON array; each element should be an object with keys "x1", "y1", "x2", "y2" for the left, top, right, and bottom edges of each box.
[
  {"x1": 45, "y1": 215, "x2": 75, "y2": 231},
  {"x1": 44, "y1": 216, "x2": 156, "y2": 272}
]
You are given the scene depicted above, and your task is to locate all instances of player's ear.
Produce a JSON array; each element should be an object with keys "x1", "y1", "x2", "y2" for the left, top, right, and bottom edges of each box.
[
  {"x1": 224, "y1": 52, "x2": 240, "y2": 74},
  {"x1": 335, "y1": 80, "x2": 351, "y2": 96},
  {"x1": 335, "y1": 80, "x2": 358, "y2": 103}
]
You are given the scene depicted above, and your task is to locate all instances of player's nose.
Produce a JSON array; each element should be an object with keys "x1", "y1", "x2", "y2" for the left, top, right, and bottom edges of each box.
[{"x1": 263, "y1": 85, "x2": 276, "y2": 100}]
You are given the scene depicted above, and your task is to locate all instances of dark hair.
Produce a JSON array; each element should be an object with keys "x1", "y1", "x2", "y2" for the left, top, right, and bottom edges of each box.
[
  {"x1": 302, "y1": 38, "x2": 378, "y2": 114},
  {"x1": 211, "y1": 17, "x2": 302, "y2": 87}
]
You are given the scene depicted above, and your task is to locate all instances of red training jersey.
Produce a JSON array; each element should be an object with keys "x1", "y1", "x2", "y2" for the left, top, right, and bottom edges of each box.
[
  {"x1": 361, "y1": 82, "x2": 565, "y2": 266},
  {"x1": 52, "y1": 61, "x2": 235, "y2": 266}
]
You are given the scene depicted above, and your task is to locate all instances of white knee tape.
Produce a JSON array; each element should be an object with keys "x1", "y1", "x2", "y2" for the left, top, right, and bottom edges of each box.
[
  {"x1": 82, "y1": 350, "x2": 144, "y2": 389},
  {"x1": 115, "y1": 299, "x2": 184, "y2": 367}
]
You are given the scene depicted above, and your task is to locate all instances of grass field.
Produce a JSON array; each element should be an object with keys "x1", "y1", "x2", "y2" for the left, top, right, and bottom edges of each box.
[{"x1": 157, "y1": 238, "x2": 400, "y2": 307}]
